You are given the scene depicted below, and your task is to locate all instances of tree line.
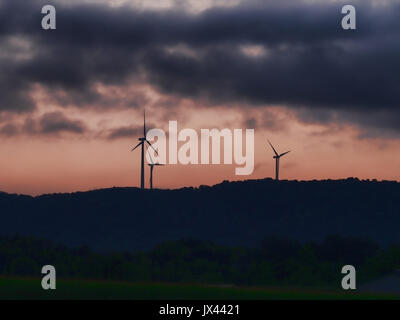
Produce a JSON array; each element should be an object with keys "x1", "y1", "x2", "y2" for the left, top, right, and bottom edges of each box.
[{"x1": 1, "y1": 235, "x2": 399, "y2": 286}]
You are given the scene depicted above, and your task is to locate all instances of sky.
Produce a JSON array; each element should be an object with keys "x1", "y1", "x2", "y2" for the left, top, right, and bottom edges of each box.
[{"x1": 0, "y1": 0, "x2": 399, "y2": 195}]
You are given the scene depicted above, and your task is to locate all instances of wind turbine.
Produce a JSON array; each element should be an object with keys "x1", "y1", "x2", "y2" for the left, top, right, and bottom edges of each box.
[
  {"x1": 131, "y1": 109, "x2": 157, "y2": 189},
  {"x1": 148, "y1": 154, "x2": 165, "y2": 190},
  {"x1": 267, "y1": 139, "x2": 290, "y2": 181}
]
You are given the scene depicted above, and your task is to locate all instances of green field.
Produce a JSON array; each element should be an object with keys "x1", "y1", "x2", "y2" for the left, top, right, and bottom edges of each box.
[{"x1": 0, "y1": 277, "x2": 396, "y2": 300}]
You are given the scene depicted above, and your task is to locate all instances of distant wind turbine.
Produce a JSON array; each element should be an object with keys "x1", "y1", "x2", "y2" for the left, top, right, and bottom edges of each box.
[
  {"x1": 131, "y1": 109, "x2": 157, "y2": 189},
  {"x1": 267, "y1": 139, "x2": 290, "y2": 181},
  {"x1": 148, "y1": 154, "x2": 165, "y2": 190}
]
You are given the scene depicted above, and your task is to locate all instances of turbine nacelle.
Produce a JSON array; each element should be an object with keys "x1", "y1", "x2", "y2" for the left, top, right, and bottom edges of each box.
[{"x1": 131, "y1": 108, "x2": 158, "y2": 189}]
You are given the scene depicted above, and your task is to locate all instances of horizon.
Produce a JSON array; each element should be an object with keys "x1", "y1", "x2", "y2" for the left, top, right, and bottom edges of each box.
[{"x1": 1, "y1": 176, "x2": 398, "y2": 197}]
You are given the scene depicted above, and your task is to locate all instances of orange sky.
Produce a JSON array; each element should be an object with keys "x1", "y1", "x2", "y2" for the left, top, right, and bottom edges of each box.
[{"x1": 1, "y1": 101, "x2": 399, "y2": 196}]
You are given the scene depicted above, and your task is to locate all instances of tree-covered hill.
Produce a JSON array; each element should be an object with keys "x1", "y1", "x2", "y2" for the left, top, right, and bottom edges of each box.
[{"x1": 0, "y1": 178, "x2": 399, "y2": 252}]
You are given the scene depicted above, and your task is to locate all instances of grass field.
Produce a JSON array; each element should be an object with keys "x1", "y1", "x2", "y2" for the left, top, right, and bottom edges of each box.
[{"x1": 0, "y1": 277, "x2": 397, "y2": 300}]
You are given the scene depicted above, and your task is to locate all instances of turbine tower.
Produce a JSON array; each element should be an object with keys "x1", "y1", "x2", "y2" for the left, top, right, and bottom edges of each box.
[
  {"x1": 131, "y1": 109, "x2": 157, "y2": 189},
  {"x1": 267, "y1": 139, "x2": 290, "y2": 181},
  {"x1": 148, "y1": 155, "x2": 165, "y2": 190}
]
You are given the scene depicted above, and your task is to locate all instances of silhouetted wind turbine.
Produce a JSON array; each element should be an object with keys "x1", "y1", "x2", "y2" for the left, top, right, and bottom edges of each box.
[
  {"x1": 131, "y1": 109, "x2": 157, "y2": 189},
  {"x1": 148, "y1": 154, "x2": 165, "y2": 190},
  {"x1": 267, "y1": 139, "x2": 290, "y2": 181}
]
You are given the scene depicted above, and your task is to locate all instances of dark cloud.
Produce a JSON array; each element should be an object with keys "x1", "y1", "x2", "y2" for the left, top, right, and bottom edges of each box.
[
  {"x1": 37, "y1": 111, "x2": 86, "y2": 134},
  {"x1": 106, "y1": 126, "x2": 142, "y2": 140},
  {"x1": 0, "y1": 67, "x2": 35, "y2": 113},
  {"x1": 244, "y1": 117, "x2": 257, "y2": 128},
  {"x1": 243, "y1": 109, "x2": 289, "y2": 132},
  {"x1": 0, "y1": 123, "x2": 19, "y2": 136},
  {"x1": 296, "y1": 107, "x2": 400, "y2": 139},
  {"x1": 21, "y1": 112, "x2": 86, "y2": 135},
  {"x1": 0, "y1": 111, "x2": 87, "y2": 137},
  {"x1": 1, "y1": 0, "x2": 400, "y2": 137},
  {"x1": 106, "y1": 121, "x2": 158, "y2": 140}
]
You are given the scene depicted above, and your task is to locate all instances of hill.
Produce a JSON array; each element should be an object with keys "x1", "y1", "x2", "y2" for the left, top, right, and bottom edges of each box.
[{"x1": 0, "y1": 178, "x2": 399, "y2": 252}]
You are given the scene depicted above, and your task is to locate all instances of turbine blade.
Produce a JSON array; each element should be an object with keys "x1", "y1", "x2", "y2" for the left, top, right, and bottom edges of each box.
[
  {"x1": 280, "y1": 151, "x2": 291, "y2": 157},
  {"x1": 267, "y1": 139, "x2": 279, "y2": 156},
  {"x1": 146, "y1": 140, "x2": 158, "y2": 155},
  {"x1": 131, "y1": 141, "x2": 142, "y2": 151}
]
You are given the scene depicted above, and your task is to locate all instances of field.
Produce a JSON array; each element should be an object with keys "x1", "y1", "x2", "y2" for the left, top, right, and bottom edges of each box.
[{"x1": 0, "y1": 277, "x2": 396, "y2": 300}]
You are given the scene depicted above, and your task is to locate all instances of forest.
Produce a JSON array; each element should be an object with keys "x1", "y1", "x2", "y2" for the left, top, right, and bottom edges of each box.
[
  {"x1": 0, "y1": 178, "x2": 399, "y2": 252},
  {"x1": 0, "y1": 235, "x2": 398, "y2": 286}
]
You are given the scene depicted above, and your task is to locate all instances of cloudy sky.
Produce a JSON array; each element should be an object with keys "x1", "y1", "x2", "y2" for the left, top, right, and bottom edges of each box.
[{"x1": 0, "y1": 0, "x2": 399, "y2": 195}]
